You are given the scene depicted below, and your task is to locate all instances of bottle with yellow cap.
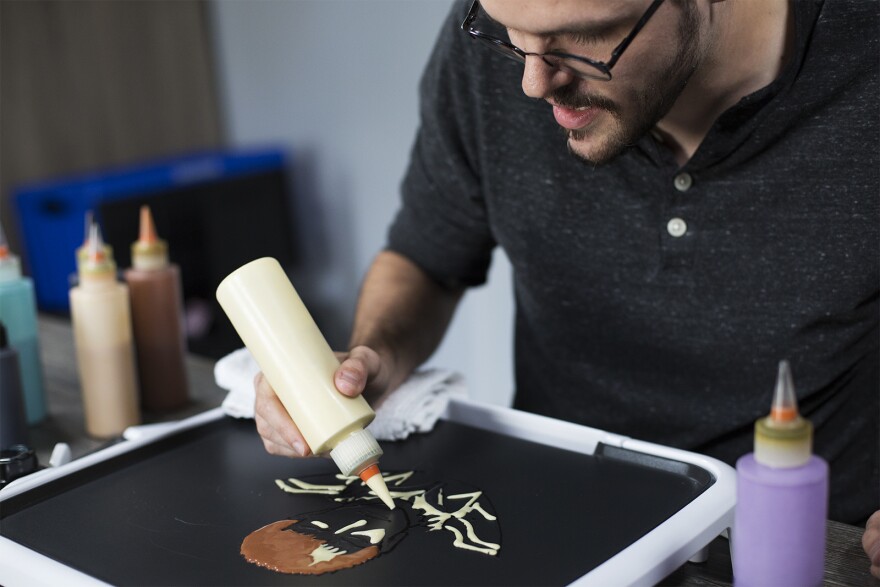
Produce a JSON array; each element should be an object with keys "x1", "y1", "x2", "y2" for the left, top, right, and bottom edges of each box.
[
  {"x1": 70, "y1": 223, "x2": 140, "y2": 438},
  {"x1": 123, "y1": 206, "x2": 189, "y2": 412},
  {"x1": 732, "y1": 360, "x2": 828, "y2": 587}
]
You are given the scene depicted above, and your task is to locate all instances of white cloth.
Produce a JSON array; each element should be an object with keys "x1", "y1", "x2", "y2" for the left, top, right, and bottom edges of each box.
[
  {"x1": 366, "y1": 368, "x2": 467, "y2": 440},
  {"x1": 212, "y1": 347, "x2": 467, "y2": 441},
  {"x1": 214, "y1": 347, "x2": 263, "y2": 419}
]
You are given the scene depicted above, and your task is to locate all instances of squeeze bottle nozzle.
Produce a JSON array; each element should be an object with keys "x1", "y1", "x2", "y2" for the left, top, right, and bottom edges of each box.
[
  {"x1": 76, "y1": 213, "x2": 114, "y2": 272},
  {"x1": 0, "y1": 222, "x2": 8, "y2": 256},
  {"x1": 77, "y1": 223, "x2": 117, "y2": 286},
  {"x1": 770, "y1": 360, "x2": 798, "y2": 423},
  {"x1": 131, "y1": 206, "x2": 169, "y2": 270},
  {"x1": 82, "y1": 210, "x2": 93, "y2": 246},
  {"x1": 754, "y1": 360, "x2": 812, "y2": 468},
  {"x1": 0, "y1": 223, "x2": 22, "y2": 282},
  {"x1": 139, "y1": 205, "x2": 157, "y2": 244},
  {"x1": 88, "y1": 223, "x2": 104, "y2": 261}
]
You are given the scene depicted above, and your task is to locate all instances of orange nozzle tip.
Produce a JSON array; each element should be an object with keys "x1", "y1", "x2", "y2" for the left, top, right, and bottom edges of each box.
[
  {"x1": 0, "y1": 245, "x2": 8, "y2": 258},
  {"x1": 139, "y1": 205, "x2": 158, "y2": 244},
  {"x1": 358, "y1": 463, "x2": 381, "y2": 483},
  {"x1": 87, "y1": 223, "x2": 106, "y2": 262},
  {"x1": 770, "y1": 406, "x2": 799, "y2": 422},
  {"x1": 769, "y1": 359, "x2": 800, "y2": 422}
]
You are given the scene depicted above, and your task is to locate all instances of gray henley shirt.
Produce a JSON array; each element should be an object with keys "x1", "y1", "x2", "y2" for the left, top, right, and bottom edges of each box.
[{"x1": 388, "y1": 0, "x2": 879, "y2": 523}]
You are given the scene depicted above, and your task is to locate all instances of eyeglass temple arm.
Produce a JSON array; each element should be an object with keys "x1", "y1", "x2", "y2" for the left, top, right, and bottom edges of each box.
[
  {"x1": 461, "y1": 0, "x2": 480, "y2": 31},
  {"x1": 606, "y1": 0, "x2": 665, "y2": 68}
]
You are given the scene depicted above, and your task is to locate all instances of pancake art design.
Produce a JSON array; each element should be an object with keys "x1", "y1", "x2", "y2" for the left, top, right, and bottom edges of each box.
[{"x1": 241, "y1": 470, "x2": 501, "y2": 575}]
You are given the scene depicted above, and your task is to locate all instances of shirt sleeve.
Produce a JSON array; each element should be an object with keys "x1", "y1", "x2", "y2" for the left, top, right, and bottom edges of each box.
[{"x1": 386, "y1": 0, "x2": 496, "y2": 289}]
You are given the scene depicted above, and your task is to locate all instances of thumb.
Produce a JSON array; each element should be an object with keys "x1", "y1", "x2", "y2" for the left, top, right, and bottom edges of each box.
[{"x1": 334, "y1": 346, "x2": 381, "y2": 397}]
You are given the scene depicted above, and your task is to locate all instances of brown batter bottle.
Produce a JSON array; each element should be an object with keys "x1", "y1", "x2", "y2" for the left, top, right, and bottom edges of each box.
[{"x1": 124, "y1": 206, "x2": 189, "y2": 411}]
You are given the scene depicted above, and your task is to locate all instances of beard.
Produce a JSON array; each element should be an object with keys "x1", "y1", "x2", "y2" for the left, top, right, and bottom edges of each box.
[{"x1": 553, "y1": 3, "x2": 703, "y2": 166}]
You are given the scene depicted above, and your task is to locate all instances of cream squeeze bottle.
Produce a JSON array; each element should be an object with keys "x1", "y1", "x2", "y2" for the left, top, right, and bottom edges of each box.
[
  {"x1": 124, "y1": 206, "x2": 189, "y2": 411},
  {"x1": 216, "y1": 257, "x2": 395, "y2": 509},
  {"x1": 732, "y1": 360, "x2": 828, "y2": 587},
  {"x1": 0, "y1": 226, "x2": 46, "y2": 424},
  {"x1": 70, "y1": 223, "x2": 140, "y2": 438}
]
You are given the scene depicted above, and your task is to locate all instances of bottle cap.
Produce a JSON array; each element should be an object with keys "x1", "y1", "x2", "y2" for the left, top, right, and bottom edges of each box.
[
  {"x1": 0, "y1": 224, "x2": 22, "y2": 283},
  {"x1": 75, "y1": 212, "x2": 113, "y2": 271},
  {"x1": 329, "y1": 428, "x2": 384, "y2": 476},
  {"x1": 754, "y1": 360, "x2": 812, "y2": 468},
  {"x1": 79, "y1": 223, "x2": 117, "y2": 283},
  {"x1": 131, "y1": 206, "x2": 169, "y2": 270}
]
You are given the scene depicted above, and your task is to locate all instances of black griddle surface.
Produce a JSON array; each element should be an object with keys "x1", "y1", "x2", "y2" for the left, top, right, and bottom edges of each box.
[{"x1": 0, "y1": 416, "x2": 712, "y2": 586}]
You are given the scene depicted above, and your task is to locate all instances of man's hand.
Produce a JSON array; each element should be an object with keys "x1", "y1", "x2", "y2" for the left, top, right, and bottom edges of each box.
[
  {"x1": 253, "y1": 250, "x2": 463, "y2": 459},
  {"x1": 252, "y1": 345, "x2": 390, "y2": 458},
  {"x1": 864, "y1": 510, "x2": 880, "y2": 579}
]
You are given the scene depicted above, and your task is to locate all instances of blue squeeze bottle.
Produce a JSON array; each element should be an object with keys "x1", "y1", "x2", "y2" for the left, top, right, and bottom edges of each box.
[{"x1": 0, "y1": 226, "x2": 46, "y2": 424}]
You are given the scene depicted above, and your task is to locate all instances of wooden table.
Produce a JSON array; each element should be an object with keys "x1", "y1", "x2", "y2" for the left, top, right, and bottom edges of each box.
[
  {"x1": 660, "y1": 522, "x2": 878, "y2": 586},
  {"x1": 26, "y1": 314, "x2": 880, "y2": 586}
]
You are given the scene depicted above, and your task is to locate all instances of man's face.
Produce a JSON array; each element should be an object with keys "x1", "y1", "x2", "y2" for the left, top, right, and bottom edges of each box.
[{"x1": 480, "y1": 0, "x2": 704, "y2": 165}]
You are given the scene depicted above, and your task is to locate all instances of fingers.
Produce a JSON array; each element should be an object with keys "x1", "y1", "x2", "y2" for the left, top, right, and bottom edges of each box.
[
  {"x1": 864, "y1": 510, "x2": 880, "y2": 579},
  {"x1": 253, "y1": 372, "x2": 311, "y2": 458},
  {"x1": 252, "y1": 345, "x2": 387, "y2": 460},
  {"x1": 334, "y1": 345, "x2": 384, "y2": 397}
]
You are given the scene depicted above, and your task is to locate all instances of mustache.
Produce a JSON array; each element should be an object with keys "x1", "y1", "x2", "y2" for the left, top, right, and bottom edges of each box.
[{"x1": 549, "y1": 85, "x2": 619, "y2": 115}]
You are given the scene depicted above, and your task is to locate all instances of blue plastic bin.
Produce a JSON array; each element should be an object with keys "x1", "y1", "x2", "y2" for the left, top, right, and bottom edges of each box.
[{"x1": 14, "y1": 148, "x2": 288, "y2": 312}]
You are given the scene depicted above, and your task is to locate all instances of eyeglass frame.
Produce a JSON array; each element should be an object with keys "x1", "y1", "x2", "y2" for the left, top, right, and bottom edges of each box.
[{"x1": 460, "y1": 0, "x2": 666, "y2": 81}]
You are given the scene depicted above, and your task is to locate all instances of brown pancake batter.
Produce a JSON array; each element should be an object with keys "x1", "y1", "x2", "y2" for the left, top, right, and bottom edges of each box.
[{"x1": 241, "y1": 519, "x2": 379, "y2": 574}]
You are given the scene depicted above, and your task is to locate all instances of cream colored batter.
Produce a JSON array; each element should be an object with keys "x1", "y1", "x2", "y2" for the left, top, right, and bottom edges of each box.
[
  {"x1": 276, "y1": 473, "x2": 424, "y2": 503},
  {"x1": 411, "y1": 490, "x2": 500, "y2": 556},
  {"x1": 275, "y1": 472, "x2": 502, "y2": 556}
]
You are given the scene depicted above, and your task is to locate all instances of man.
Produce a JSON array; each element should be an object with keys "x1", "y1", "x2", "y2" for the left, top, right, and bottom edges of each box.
[{"x1": 254, "y1": 0, "x2": 879, "y2": 571}]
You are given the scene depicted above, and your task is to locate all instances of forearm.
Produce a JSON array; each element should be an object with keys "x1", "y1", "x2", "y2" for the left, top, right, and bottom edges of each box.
[{"x1": 349, "y1": 250, "x2": 464, "y2": 397}]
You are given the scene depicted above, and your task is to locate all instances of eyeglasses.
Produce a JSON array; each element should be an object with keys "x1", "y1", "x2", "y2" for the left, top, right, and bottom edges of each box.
[{"x1": 460, "y1": 0, "x2": 665, "y2": 81}]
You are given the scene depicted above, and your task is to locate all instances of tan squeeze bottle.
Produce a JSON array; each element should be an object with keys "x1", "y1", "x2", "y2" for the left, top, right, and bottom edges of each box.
[
  {"x1": 124, "y1": 206, "x2": 189, "y2": 411},
  {"x1": 216, "y1": 257, "x2": 395, "y2": 509},
  {"x1": 70, "y1": 223, "x2": 140, "y2": 437}
]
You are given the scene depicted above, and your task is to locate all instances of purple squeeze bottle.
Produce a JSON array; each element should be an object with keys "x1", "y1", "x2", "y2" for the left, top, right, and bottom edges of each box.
[{"x1": 733, "y1": 360, "x2": 828, "y2": 587}]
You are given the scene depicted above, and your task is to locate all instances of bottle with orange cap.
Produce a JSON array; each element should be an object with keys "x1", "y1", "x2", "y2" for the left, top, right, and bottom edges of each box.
[
  {"x1": 0, "y1": 223, "x2": 46, "y2": 424},
  {"x1": 70, "y1": 222, "x2": 140, "y2": 438},
  {"x1": 732, "y1": 360, "x2": 828, "y2": 586},
  {"x1": 216, "y1": 258, "x2": 396, "y2": 509},
  {"x1": 123, "y1": 206, "x2": 189, "y2": 412}
]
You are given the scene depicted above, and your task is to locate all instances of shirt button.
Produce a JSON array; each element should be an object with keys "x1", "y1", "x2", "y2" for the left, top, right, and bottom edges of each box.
[
  {"x1": 667, "y1": 217, "x2": 688, "y2": 237},
  {"x1": 674, "y1": 173, "x2": 693, "y2": 192}
]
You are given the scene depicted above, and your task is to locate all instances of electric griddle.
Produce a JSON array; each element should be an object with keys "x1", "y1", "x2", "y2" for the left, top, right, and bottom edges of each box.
[{"x1": 0, "y1": 397, "x2": 735, "y2": 586}]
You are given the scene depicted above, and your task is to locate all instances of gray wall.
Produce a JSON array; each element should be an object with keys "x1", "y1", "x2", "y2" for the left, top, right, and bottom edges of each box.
[{"x1": 210, "y1": 0, "x2": 514, "y2": 406}]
